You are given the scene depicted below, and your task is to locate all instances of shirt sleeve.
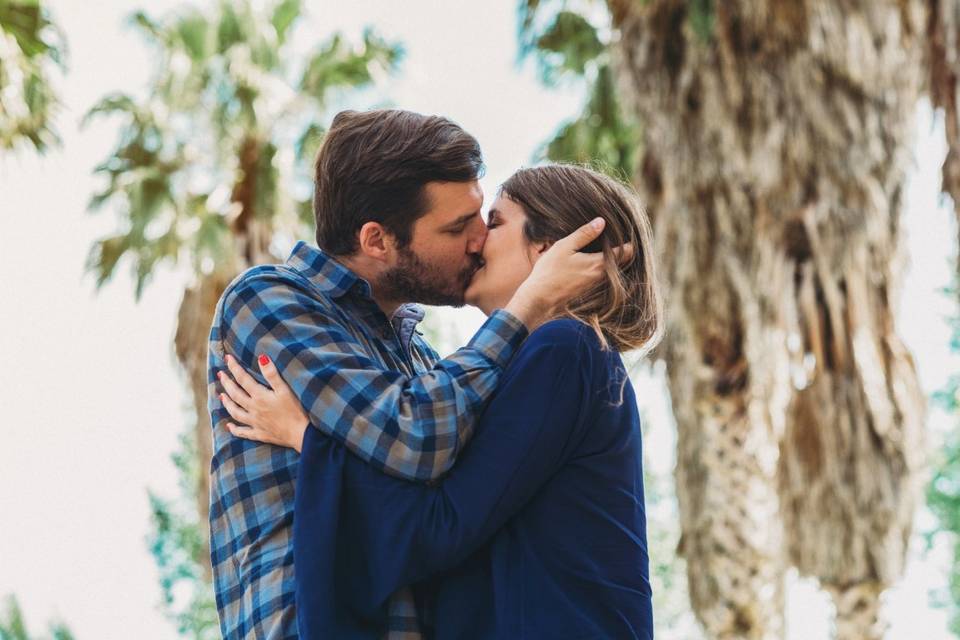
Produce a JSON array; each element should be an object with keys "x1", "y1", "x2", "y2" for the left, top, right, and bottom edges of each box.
[
  {"x1": 216, "y1": 270, "x2": 528, "y2": 482},
  {"x1": 303, "y1": 321, "x2": 593, "y2": 612}
]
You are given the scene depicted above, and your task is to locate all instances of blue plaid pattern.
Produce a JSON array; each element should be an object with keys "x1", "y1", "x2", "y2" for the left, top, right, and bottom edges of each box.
[{"x1": 207, "y1": 240, "x2": 527, "y2": 639}]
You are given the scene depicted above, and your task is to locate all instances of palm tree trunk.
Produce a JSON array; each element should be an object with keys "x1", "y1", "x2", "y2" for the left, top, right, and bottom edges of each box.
[
  {"x1": 174, "y1": 273, "x2": 233, "y2": 579},
  {"x1": 610, "y1": 1, "x2": 926, "y2": 637},
  {"x1": 779, "y1": 214, "x2": 925, "y2": 640},
  {"x1": 928, "y1": 0, "x2": 960, "y2": 291}
]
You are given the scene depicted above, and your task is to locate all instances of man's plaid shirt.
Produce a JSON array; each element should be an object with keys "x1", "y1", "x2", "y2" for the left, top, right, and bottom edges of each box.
[{"x1": 207, "y1": 240, "x2": 527, "y2": 639}]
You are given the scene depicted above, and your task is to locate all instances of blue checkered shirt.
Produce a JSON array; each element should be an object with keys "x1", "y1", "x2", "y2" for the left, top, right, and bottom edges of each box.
[{"x1": 207, "y1": 240, "x2": 527, "y2": 639}]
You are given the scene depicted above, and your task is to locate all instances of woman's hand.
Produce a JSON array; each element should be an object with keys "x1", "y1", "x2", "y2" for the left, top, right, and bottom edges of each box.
[{"x1": 217, "y1": 353, "x2": 309, "y2": 453}]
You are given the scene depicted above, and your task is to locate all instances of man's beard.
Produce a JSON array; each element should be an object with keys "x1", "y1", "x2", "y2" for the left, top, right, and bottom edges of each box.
[{"x1": 379, "y1": 246, "x2": 481, "y2": 307}]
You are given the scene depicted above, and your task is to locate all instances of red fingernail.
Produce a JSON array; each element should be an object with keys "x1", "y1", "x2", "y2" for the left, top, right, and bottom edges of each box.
[
  {"x1": 217, "y1": 371, "x2": 223, "y2": 379},
  {"x1": 258, "y1": 354, "x2": 269, "y2": 366}
]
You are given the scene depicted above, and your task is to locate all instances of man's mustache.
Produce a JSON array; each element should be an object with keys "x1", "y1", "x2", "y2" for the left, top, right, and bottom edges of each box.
[{"x1": 459, "y1": 256, "x2": 484, "y2": 287}]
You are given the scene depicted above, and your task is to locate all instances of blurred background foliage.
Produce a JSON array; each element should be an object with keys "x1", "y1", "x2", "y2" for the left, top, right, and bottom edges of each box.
[
  {"x1": 518, "y1": 0, "x2": 638, "y2": 180},
  {"x1": 0, "y1": 0, "x2": 65, "y2": 152},
  {"x1": 3, "y1": 0, "x2": 960, "y2": 639},
  {"x1": 928, "y1": 300, "x2": 960, "y2": 637},
  {"x1": 0, "y1": 597, "x2": 73, "y2": 640}
]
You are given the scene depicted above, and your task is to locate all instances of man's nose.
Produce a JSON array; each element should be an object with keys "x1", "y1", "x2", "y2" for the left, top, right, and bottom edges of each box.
[{"x1": 466, "y1": 220, "x2": 487, "y2": 255}]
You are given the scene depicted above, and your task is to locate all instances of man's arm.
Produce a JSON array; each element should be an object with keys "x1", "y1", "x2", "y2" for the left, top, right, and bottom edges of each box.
[
  {"x1": 216, "y1": 269, "x2": 527, "y2": 482},
  {"x1": 299, "y1": 321, "x2": 594, "y2": 612}
]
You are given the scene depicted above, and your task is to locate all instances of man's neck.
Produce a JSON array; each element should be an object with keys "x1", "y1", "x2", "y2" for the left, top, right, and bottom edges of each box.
[{"x1": 337, "y1": 254, "x2": 405, "y2": 318}]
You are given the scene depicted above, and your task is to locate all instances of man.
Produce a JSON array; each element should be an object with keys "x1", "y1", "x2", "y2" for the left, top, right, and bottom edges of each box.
[{"x1": 207, "y1": 109, "x2": 608, "y2": 638}]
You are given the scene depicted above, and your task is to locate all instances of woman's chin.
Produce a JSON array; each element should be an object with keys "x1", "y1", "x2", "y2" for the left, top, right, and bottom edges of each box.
[
  {"x1": 463, "y1": 287, "x2": 483, "y2": 312},
  {"x1": 464, "y1": 285, "x2": 493, "y2": 316}
]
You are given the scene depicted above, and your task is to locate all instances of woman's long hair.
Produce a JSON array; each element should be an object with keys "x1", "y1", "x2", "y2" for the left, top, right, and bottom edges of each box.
[{"x1": 501, "y1": 164, "x2": 664, "y2": 355}]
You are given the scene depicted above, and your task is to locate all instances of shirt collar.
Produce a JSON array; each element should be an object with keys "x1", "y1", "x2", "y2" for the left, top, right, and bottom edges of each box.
[
  {"x1": 392, "y1": 302, "x2": 425, "y2": 327},
  {"x1": 286, "y1": 241, "x2": 427, "y2": 341},
  {"x1": 285, "y1": 240, "x2": 373, "y2": 300}
]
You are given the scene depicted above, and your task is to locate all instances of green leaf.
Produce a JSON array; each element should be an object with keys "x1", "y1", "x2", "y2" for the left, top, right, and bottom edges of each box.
[
  {"x1": 0, "y1": 1, "x2": 49, "y2": 58},
  {"x1": 176, "y1": 11, "x2": 210, "y2": 62},
  {"x1": 535, "y1": 11, "x2": 605, "y2": 80},
  {"x1": 216, "y1": 1, "x2": 245, "y2": 53},
  {"x1": 82, "y1": 93, "x2": 137, "y2": 126},
  {"x1": 270, "y1": 0, "x2": 299, "y2": 44},
  {"x1": 86, "y1": 233, "x2": 130, "y2": 288},
  {"x1": 128, "y1": 9, "x2": 163, "y2": 42},
  {"x1": 299, "y1": 29, "x2": 402, "y2": 102}
]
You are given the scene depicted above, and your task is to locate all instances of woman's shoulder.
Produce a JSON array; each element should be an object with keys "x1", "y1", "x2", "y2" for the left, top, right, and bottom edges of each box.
[{"x1": 527, "y1": 318, "x2": 599, "y2": 350}]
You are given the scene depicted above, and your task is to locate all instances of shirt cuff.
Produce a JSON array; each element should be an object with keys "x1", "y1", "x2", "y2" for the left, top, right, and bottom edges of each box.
[{"x1": 465, "y1": 309, "x2": 528, "y2": 369}]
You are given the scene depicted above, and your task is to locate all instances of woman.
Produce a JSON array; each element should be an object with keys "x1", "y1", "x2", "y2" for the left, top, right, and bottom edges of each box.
[{"x1": 219, "y1": 164, "x2": 663, "y2": 638}]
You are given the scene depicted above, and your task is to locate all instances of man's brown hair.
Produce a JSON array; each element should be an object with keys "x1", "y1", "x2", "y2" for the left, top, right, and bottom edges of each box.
[{"x1": 313, "y1": 109, "x2": 484, "y2": 255}]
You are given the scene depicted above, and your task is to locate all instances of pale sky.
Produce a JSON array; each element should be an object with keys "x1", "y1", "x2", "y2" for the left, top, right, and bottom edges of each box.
[{"x1": 0, "y1": 1, "x2": 954, "y2": 638}]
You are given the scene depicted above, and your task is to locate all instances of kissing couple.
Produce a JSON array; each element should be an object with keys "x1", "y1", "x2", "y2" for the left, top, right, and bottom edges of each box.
[{"x1": 208, "y1": 108, "x2": 663, "y2": 639}]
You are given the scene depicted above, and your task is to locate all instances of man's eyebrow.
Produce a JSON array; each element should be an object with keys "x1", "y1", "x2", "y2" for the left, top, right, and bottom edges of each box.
[{"x1": 440, "y1": 210, "x2": 480, "y2": 230}]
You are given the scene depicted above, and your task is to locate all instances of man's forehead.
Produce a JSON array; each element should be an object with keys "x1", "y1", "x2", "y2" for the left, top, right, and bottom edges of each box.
[{"x1": 422, "y1": 180, "x2": 484, "y2": 222}]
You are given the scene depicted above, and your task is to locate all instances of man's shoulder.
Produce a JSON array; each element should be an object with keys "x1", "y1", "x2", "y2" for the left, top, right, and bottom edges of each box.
[
  {"x1": 218, "y1": 263, "x2": 338, "y2": 315},
  {"x1": 224, "y1": 263, "x2": 313, "y2": 297},
  {"x1": 209, "y1": 263, "x2": 342, "y2": 347}
]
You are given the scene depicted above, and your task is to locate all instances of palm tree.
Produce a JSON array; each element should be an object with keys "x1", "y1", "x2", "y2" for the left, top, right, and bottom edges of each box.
[
  {"x1": 84, "y1": 0, "x2": 402, "y2": 575},
  {"x1": 0, "y1": 0, "x2": 65, "y2": 152},
  {"x1": 523, "y1": 2, "x2": 928, "y2": 638}
]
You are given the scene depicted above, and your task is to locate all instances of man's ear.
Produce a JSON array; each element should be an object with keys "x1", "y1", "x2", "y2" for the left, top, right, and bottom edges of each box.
[{"x1": 357, "y1": 222, "x2": 391, "y2": 261}]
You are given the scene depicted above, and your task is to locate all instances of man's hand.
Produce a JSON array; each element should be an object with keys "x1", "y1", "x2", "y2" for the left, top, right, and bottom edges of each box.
[{"x1": 504, "y1": 218, "x2": 632, "y2": 330}]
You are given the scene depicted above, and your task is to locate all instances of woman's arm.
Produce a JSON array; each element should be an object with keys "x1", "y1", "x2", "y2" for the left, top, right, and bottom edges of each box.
[
  {"x1": 323, "y1": 321, "x2": 597, "y2": 614},
  {"x1": 219, "y1": 318, "x2": 601, "y2": 614}
]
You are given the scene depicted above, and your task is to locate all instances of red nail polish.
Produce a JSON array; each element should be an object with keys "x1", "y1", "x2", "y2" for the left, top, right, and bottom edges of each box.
[
  {"x1": 217, "y1": 371, "x2": 223, "y2": 379},
  {"x1": 258, "y1": 354, "x2": 269, "y2": 366}
]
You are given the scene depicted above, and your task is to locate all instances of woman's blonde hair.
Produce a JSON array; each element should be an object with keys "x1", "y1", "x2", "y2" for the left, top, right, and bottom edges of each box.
[{"x1": 501, "y1": 164, "x2": 664, "y2": 354}]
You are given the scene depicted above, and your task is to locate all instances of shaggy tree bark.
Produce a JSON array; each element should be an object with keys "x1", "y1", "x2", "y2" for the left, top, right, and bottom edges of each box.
[
  {"x1": 609, "y1": 1, "x2": 927, "y2": 638},
  {"x1": 929, "y1": 0, "x2": 960, "y2": 288}
]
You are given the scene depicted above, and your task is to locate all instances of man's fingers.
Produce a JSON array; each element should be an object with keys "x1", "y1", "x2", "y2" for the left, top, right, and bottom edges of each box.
[
  {"x1": 555, "y1": 217, "x2": 606, "y2": 252},
  {"x1": 220, "y1": 392, "x2": 251, "y2": 423},
  {"x1": 226, "y1": 354, "x2": 266, "y2": 397},
  {"x1": 218, "y1": 370, "x2": 250, "y2": 407},
  {"x1": 611, "y1": 242, "x2": 635, "y2": 264}
]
